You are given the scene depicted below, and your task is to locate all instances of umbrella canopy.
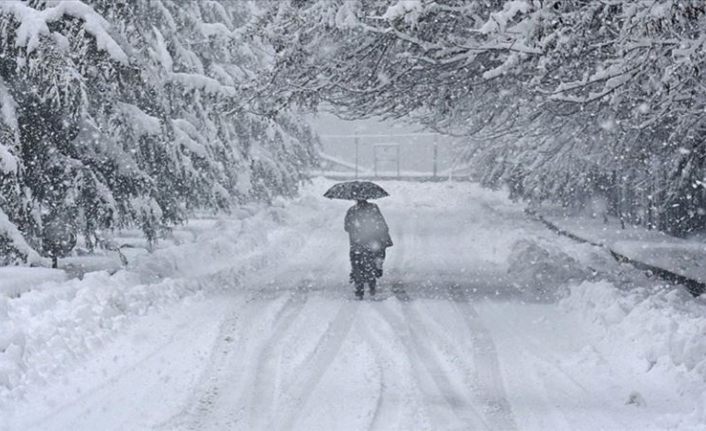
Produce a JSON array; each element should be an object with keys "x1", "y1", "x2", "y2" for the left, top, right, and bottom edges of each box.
[{"x1": 324, "y1": 181, "x2": 389, "y2": 200}]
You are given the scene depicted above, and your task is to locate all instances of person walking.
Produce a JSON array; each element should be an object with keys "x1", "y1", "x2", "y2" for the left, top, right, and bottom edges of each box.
[
  {"x1": 345, "y1": 199, "x2": 392, "y2": 299},
  {"x1": 323, "y1": 181, "x2": 393, "y2": 300}
]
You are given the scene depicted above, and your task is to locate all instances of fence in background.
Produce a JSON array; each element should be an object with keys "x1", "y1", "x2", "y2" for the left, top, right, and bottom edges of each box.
[{"x1": 312, "y1": 133, "x2": 473, "y2": 181}]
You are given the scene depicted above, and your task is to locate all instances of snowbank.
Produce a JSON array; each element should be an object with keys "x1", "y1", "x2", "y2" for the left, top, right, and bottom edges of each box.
[
  {"x1": 507, "y1": 238, "x2": 589, "y2": 298},
  {"x1": 0, "y1": 197, "x2": 315, "y2": 404},
  {"x1": 0, "y1": 267, "x2": 66, "y2": 297},
  {"x1": 1, "y1": 271, "x2": 161, "y2": 391},
  {"x1": 561, "y1": 281, "x2": 706, "y2": 426},
  {"x1": 541, "y1": 211, "x2": 706, "y2": 286}
]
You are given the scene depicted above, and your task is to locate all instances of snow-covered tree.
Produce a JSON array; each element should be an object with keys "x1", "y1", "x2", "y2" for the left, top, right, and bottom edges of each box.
[
  {"x1": 261, "y1": 0, "x2": 705, "y2": 235},
  {"x1": 0, "y1": 0, "x2": 317, "y2": 264}
]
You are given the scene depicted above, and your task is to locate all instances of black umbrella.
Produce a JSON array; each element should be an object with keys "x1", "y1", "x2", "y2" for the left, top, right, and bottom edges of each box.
[{"x1": 324, "y1": 181, "x2": 389, "y2": 200}]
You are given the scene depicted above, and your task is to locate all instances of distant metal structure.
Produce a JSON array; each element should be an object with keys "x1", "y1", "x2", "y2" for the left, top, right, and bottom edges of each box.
[
  {"x1": 317, "y1": 132, "x2": 464, "y2": 181},
  {"x1": 432, "y1": 135, "x2": 438, "y2": 178},
  {"x1": 373, "y1": 143, "x2": 400, "y2": 178},
  {"x1": 317, "y1": 152, "x2": 371, "y2": 176},
  {"x1": 354, "y1": 133, "x2": 359, "y2": 178}
]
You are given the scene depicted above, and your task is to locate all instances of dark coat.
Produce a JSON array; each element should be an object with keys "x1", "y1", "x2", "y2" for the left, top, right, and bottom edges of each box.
[{"x1": 344, "y1": 201, "x2": 393, "y2": 251}]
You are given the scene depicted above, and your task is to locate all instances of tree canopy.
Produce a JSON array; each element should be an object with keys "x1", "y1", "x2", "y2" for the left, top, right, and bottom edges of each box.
[{"x1": 261, "y1": 0, "x2": 706, "y2": 235}]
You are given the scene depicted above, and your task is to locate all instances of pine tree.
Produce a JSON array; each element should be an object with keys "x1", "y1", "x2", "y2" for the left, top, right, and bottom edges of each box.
[{"x1": 0, "y1": 0, "x2": 318, "y2": 264}]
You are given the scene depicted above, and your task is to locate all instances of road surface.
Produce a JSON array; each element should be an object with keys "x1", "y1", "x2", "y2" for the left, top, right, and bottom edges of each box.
[{"x1": 8, "y1": 181, "x2": 692, "y2": 431}]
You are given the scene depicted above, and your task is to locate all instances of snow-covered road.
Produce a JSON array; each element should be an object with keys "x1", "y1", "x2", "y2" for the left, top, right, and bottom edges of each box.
[{"x1": 5, "y1": 180, "x2": 703, "y2": 431}]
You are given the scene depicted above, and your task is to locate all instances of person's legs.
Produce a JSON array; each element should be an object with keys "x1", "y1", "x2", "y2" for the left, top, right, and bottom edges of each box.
[
  {"x1": 361, "y1": 249, "x2": 374, "y2": 276},
  {"x1": 355, "y1": 283, "x2": 364, "y2": 299},
  {"x1": 374, "y1": 249, "x2": 386, "y2": 278},
  {"x1": 358, "y1": 249, "x2": 378, "y2": 296},
  {"x1": 351, "y1": 247, "x2": 383, "y2": 299},
  {"x1": 350, "y1": 247, "x2": 365, "y2": 298}
]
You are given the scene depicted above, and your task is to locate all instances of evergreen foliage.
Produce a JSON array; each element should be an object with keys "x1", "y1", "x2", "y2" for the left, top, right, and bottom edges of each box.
[{"x1": 0, "y1": 0, "x2": 318, "y2": 263}]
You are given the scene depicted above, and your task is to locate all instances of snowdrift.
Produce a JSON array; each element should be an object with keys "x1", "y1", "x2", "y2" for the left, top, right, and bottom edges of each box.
[
  {"x1": 561, "y1": 281, "x2": 706, "y2": 425},
  {"x1": 0, "y1": 196, "x2": 316, "y2": 404},
  {"x1": 507, "y1": 238, "x2": 590, "y2": 298}
]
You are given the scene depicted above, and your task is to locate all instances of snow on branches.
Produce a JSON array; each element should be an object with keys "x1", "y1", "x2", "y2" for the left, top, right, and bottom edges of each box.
[
  {"x1": 0, "y1": 0, "x2": 128, "y2": 63},
  {"x1": 0, "y1": 1, "x2": 317, "y2": 265},
  {"x1": 262, "y1": 0, "x2": 706, "y2": 235}
]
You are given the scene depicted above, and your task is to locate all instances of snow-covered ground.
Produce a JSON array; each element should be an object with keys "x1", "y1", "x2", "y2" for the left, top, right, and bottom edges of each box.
[
  {"x1": 2, "y1": 179, "x2": 705, "y2": 430},
  {"x1": 540, "y1": 210, "x2": 706, "y2": 285}
]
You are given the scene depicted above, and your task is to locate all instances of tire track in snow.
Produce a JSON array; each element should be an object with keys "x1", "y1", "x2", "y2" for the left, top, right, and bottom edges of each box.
[
  {"x1": 420, "y1": 197, "x2": 517, "y2": 431},
  {"x1": 413, "y1": 197, "x2": 517, "y2": 431},
  {"x1": 379, "y1": 193, "x2": 488, "y2": 428},
  {"x1": 474, "y1": 301, "x2": 631, "y2": 431},
  {"x1": 168, "y1": 203, "x2": 346, "y2": 430},
  {"x1": 357, "y1": 313, "x2": 399, "y2": 431},
  {"x1": 244, "y1": 284, "x2": 311, "y2": 430},
  {"x1": 372, "y1": 298, "x2": 491, "y2": 430},
  {"x1": 165, "y1": 285, "x2": 309, "y2": 431},
  {"x1": 275, "y1": 299, "x2": 360, "y2": 429},
  {"x1": 156, "y1": 288, "x2": 290, "y2": 431},
  {"x1": 359, "y1": 304, "x2": 439, "y2": 431},
  {"x1": 447, "y1": 284, "x2": 518, "y2": 431}
]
